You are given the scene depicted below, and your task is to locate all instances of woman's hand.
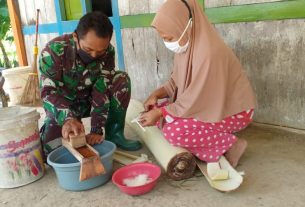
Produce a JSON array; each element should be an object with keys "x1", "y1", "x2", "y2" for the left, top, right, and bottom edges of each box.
[
  {"x1": 144, "y1": 94, "x2": 158, "y2": 111},
  {"x1": 86, "y1": 133, "x2": 104, "y2": 145},
  {"x1": 143, "y1": 87, "x2": 168, "y2": 111},
  {"x1": 139, "y1": 108, "x2": 162, "y2": 127}
]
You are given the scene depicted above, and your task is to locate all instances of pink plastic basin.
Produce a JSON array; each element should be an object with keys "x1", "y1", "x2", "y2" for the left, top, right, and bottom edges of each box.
[{"x1": 112, "y1": 163, "x2": 161, "y2": 196}]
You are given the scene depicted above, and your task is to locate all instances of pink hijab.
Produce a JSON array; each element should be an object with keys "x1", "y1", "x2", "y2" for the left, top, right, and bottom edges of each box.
[{"x1": 151, "y1": 0, "x2": 256, "y2": 123}]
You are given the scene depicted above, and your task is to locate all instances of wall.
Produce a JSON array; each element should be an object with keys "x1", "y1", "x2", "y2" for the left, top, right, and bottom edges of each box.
[{"x1": 206, "y1": 0, "x2": 305, "y2": 128}]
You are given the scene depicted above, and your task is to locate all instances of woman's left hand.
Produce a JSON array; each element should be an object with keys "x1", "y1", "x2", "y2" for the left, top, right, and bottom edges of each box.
[{"x1": 139, "y1": 108, "x2": 162, "y2": 127}]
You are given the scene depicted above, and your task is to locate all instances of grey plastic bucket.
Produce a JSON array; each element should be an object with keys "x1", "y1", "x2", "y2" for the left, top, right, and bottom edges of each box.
[
  {"x1": 0, "y1": 106, "x2": 44, "y2": 188},
  {"x1": 47, "y1": 140, "x2": 116, "y2": 191}
]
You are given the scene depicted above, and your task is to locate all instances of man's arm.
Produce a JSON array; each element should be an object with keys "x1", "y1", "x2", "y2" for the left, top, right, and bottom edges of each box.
[
  {"x1": 90, "y1": 46, "x2": 116, "y2": 135},
  {"x1": 39, "y1": 45, "x2": 76, "y2": 126}
]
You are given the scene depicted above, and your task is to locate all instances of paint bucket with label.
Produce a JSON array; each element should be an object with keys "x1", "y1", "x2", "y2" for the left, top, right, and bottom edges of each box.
[{"x1": 0, "y1": 106, "x2": 44, "y2": 188}]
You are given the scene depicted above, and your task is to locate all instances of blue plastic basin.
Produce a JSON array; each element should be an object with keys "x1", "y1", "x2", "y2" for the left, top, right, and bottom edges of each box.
[{"x1": 47, "y1": 140, "x2": 116, "y2": 191}]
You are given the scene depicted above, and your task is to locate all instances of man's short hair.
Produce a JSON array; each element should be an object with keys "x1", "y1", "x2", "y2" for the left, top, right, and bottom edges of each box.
[{"x1": 76, "y1": 11, "x2": 113, "y2": 39}]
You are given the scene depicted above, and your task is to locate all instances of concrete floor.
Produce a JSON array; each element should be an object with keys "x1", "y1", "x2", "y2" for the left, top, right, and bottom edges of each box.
[{"x1": 1, "y1": 123, "x2": 305, "y2": 207}]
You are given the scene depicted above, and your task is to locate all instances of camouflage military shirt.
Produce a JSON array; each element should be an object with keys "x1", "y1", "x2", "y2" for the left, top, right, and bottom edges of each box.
[{"x1": 39, "y1": 34, "x2": 116, "y2": 135}]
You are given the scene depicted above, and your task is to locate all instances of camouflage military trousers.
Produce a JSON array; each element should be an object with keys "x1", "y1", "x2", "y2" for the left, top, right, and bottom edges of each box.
[{"x1": 40, "y1": 71, "x2": 131, "y2": 156}]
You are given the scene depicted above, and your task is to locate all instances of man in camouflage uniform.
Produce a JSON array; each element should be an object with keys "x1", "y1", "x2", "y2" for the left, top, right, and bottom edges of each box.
[{"x1": 39, "y1": 12, "x2": 141, "y2": 155}]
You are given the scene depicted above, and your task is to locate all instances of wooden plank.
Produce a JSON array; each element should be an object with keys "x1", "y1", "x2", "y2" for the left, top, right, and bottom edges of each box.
[
  {"x1": 113, "y1": 151, "x2": 149, "y2": 165},
  {"x1": 24, "y1": 35, "x2": 33, "y2": 66},
  {"x1": 149, "y1": 0, "x2": 166, "y2": 13},
  {"x1": 115, "y1": 150, "x2": 139, "y2": 159},
  {"x1": 118, "y1": 0, "x2": 196, "y2": 15},
  {"x1": 129, "y1": 0, "x2": 150, "y2": 15},
  {"x1": 79, "y1": 154, "x2": 105, "y2": 181},
  {"x1": 69, "y1": 133, "x2": 86, "y2": 148},
  {"x1": 43, "y1": 0, "x2": 57, "y2": 23},
  {"x1": 7, "y1": 0, "x2": 28, "y2": 66},
  {"x1": 24, "y1": 0, "x2": 36, "y2": 25},
  {"x1": 62, "y1": 138, "x2": 106, "y2": 181},
  {"x1": 20, "y1": 0, "x2": 54, "y2": 25},
  {"x1": 35, "y1": 0, "x2": 57, "y2": 24},
  {"x1": 24, "y1": 33, "x2": 57, "y2": 67},
  {"x1": 122, "y1": 28, "x2": 173, "y2": 101},
  {"x1": 118, "y1": 0, "x2": 129, "y2": 16},
  {"x1": 110, "y1": 33, "x2": 119, "y2": 70},
  {"x1": 118, "y1": 0, "x2": 165, "y2": 15},
  {"x1": 17, "y1": 0, "x2": 28, "y2": 25},
  {"x1": 62, "y1": 139, "x2": 84, "y2": 161}
]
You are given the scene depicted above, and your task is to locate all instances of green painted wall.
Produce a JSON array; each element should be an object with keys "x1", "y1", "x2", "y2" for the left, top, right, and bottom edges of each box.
[
  {"x1": 120, "y1": 0, "x2": 305, "y2": 28},
  {"x1": 206, "y1": 0, "x2": 305, "y2": 24}
]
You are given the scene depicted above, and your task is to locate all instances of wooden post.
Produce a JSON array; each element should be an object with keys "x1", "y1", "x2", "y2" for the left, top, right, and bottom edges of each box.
[{"x1": 7, "y1": 0, "x2": 28, "y2": 66}]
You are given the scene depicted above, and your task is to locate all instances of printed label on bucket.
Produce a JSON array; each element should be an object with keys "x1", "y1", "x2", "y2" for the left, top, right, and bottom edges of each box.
[{"x1": 0, "y1": 132, "x2": 45, "y2": 188}]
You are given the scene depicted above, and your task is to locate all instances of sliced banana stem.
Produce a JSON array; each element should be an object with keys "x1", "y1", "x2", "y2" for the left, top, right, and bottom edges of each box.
[
  {"x1": 113, "y1": 150, "x2": 150, "y2": 165},
  {"x1": 207, "y1": 162, "x2": 229, "y2": 181}
]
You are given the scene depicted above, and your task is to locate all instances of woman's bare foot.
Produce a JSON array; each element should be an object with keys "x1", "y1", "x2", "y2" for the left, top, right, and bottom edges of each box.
[{"x1": 224, "y1": 139, "x2": 247, "y2": 168}]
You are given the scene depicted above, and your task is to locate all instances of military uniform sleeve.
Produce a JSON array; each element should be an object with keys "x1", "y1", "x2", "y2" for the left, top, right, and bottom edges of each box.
[
  {"x1": 90, "y1": 46, "x2": 116, "y2": 135},
  {"x1": 39, "y1": 44, "x2": 76, "y2": 126}
]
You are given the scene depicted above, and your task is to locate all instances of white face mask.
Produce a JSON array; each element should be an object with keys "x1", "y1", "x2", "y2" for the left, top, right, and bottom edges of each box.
[{"x1": 163, "y1": 18, "x2": 192, "y2": 53}]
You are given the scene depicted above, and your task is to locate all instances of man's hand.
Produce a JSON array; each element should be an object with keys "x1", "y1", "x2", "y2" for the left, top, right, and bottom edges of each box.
[
  {"x1": 62, "y1": 119, "x2": 85, "y2": 139},
  {"x1": 86, "y1": 133, "x2": 104, "y2": 145},
  {"x1": 139, "y1": 108, "x2": 162, "y2": 127}
]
